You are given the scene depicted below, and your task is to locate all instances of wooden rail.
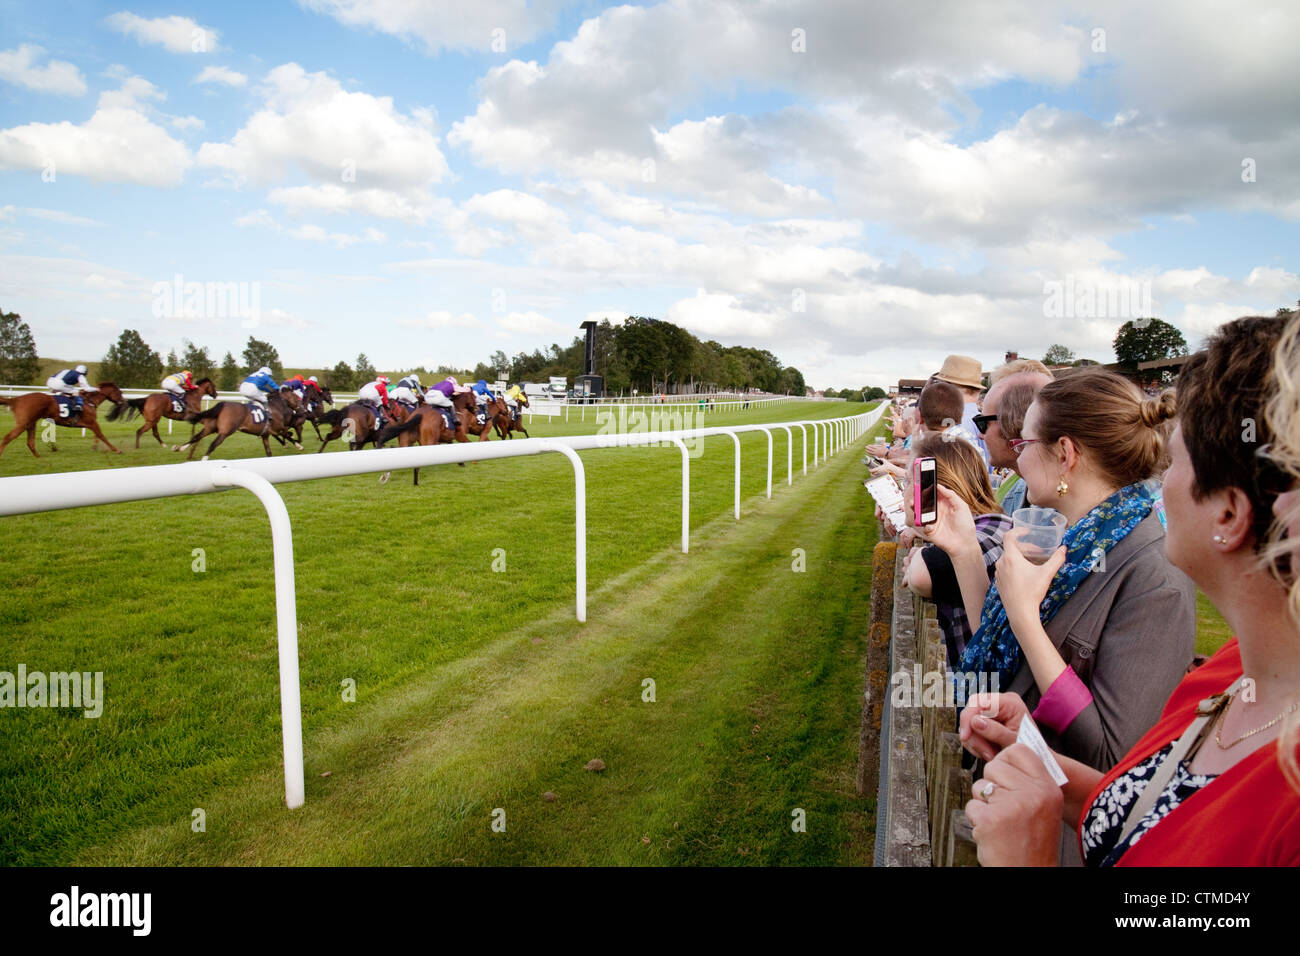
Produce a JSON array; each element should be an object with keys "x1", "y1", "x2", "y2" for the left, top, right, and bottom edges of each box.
[{"x1": 861, "y1": 541, "x2": 978, "y2": 866}]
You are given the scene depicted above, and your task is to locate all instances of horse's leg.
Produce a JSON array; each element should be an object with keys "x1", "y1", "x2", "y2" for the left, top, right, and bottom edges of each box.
[
  {"x1": 263, "y1": 433, "x2": 273, "y2": 456},
  {"x1": 0, "y1": 420, "x2": 30, "y2": 458},
  {"x1": 83, "y1": 418, "x2": 121, "y2": 453},
  {"x1": 201, "y1": 427, "x2": 230, "y2": 461}
]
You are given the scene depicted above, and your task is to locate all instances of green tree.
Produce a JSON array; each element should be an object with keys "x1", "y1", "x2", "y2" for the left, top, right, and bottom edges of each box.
[
  {"x1": 0, "y1": 310, "x2": 40, "y2": 384},
  {"x1": 242, "y1": 336, "x2": 283, "y2": 378},
  {"x1": 1113, "y1": 318, "x2": 1188, "y2": 383},
  {"x1": 865, "y1": 386, "x2": 888, "y2": 401},
  {"x1": 329, "y1": 361, "x2": 355, "y2": 390},
  {"x1": 218, "y1": 351, "x2": 240, "y2": 390},
  {"x1": 166, "y1": 348, "x2": 180, "y2": 369},
  {"x1": 180, "y1": 340, "x2": 215, "y2": 380},
  {"x1": 101, "y1": 329, "x2": 163, "y2": 387},
  {"x1": 1043, "y1": 344, "x2": 1075, "y2": 365},
  {"x1": 355, "y1": 353, "x2": 376, "y2": 383}
]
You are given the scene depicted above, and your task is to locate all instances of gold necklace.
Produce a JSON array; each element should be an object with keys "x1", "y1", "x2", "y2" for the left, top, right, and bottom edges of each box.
[{"x1": 1215, "y1": 693, "x2": 1300, "y2": 750}]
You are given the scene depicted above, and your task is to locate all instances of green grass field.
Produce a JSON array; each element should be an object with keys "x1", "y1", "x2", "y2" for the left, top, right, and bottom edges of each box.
[{"x1": 0, "y1": 399, "x2": 885, "y2": 865}]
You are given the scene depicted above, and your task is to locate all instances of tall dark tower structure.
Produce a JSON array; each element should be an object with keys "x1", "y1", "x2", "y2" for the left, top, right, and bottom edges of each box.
[{"x1": 577, "y1": 320, "x2": 604, "y2": 400}]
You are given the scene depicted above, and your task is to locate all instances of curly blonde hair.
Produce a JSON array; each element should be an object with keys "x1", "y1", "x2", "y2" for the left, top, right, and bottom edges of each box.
[{"x1": 1264, "y1": 314, "x2": 1300, "y2": 792}]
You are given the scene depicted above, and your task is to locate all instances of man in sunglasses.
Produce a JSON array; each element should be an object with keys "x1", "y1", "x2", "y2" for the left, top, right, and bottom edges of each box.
[{"x1": 976, "y1": 369, "x2": 1054, "y2": 514}]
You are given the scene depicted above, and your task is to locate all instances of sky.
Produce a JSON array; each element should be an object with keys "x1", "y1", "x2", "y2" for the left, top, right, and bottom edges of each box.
[{"x1": 1, "y1": 0, "x2": 1297, "y2": 390}]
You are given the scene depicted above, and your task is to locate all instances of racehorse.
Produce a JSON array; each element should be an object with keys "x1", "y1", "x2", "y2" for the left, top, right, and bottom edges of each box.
[
  {"x1": 175, "y1": 390, "x2": 304, "y2": 460},
  {"x1": 493, "y1": 392, "x2": 531, "y2": 440},
  {"x1": 109, "y1": 377, "x2": 218, "y2": 448},
  {"x1": 373, "y1": 390, "x2": 477, "y2": 484},
  {"x1": 284, "y1": 382, "x2": 333, "y2": 443},
  {"x1": 317, "y1": 400, "x2": 409, "y2": 452},
  {"x1": 0, "y1": 382, "x2": 125, "y2": 457},
  {"x1": 466, "y1": 395, "x2": 508, "y2": 442}
]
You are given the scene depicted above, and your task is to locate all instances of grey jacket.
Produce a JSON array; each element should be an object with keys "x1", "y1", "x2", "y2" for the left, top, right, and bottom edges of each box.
[{"x1": 1004, "y1": 512, "x2": 1196, "y2": 772}]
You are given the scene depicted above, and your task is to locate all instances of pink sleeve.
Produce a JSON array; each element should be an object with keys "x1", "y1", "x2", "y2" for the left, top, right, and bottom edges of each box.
[{"x1": 1032, "y1": 667, "x2": 1094, "y2": 734}]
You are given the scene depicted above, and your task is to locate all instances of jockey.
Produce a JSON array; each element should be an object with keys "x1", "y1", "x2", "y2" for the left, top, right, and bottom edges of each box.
[
  {"x1": 391, "y1": 373, "x2": 422, "y2": 408},
  {"x1": 423, "y1": 376, "x2": 460, "y2": 429},
  {"x1": 161, "y1": 369, "x2": 195, "y2": 410},
  {"x1": 46, "y1": 364, "x2": 96, "y2": 416},
  {"x1": 471, "y1": 378, "x2": 491, "y2": 423},
  {"x1": 162, "y1": 369, "x2": 194, "y2": 395},
  {"x1": 358, "y1": 376, "x2": 391, "y2": 427},
  {"x1": 505, "y1": 383, "x2": 526, "y2": 421},
  {"x1": 240, "y1": 366, "x2": 279, "y2": 408},
  {"x1": 284, "y1": 373, "x2": 308, "y2": 398}
]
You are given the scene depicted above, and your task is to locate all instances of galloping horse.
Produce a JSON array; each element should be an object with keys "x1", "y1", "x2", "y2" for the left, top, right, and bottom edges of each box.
[
  {"x1": 373, "y1": 390, "x2": 476, "y2": 484},
  {"x1": 0, "y1": 383, "x2": 125, "y2": 457},
  {"x1": 466, "y1": 395, "x2": 508, "y2": 442},
  {"x1": 493, "y1": 392, "x2": 531, "y2": 440},
  {"x1": 109, "y1": 378, "x2": 218, "y2": 448},
  {"x1": 175, "y1": 390, "x2": 303, "y2": 460},
  {"x1": 290, "y1": 382, "x2": 333, "y2": 443},
  {"x1": 317, "y1": 400, "x2": 409, "y2": 452}
]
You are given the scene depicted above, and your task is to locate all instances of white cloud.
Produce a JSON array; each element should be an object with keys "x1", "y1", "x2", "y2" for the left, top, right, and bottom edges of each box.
[
  {"x1": 0, "y1": 44, "x2": 87, "y2": 96},
  {"x1": 0, "y1": 76, "x2": 191, "y2": 185},
  {"x1": 171, "y1": 115, "x2": 204, "y2": 131},
  {"x1": 399, "y1": 310, "x2": 481, "y2": 329},
  {"x1": 16, "y1": 207, "x2": 105, "y2": 227},
  {"x1": 298, "y1": 0, "x2": 571, "y2": 53},
  {"x1": 194, "y1": 65, "x2": 247, "y2": 87},
  {"x1": 198, "y1": 64, "x2": 450, "y2": 223},
  {"x1": 105, "y1": 11, "x2": 220, "y2": 54}
]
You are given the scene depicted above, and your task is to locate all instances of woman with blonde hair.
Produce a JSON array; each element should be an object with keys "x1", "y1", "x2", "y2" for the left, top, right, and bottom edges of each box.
[
  {"x1": 963, "y1": 314, "x2": 1300, "y2": 865},
  {"x1": 905, "y1": 434, "x2": 1012, "y2": 668}
]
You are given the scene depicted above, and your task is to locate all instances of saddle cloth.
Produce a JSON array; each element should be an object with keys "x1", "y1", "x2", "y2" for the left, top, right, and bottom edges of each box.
[
  {"x1": 247, "y1": 403, "x2": 267, "y2": 424},
  {"x1": 55, "y1": 394, "x2": 80, "y2": 418}
]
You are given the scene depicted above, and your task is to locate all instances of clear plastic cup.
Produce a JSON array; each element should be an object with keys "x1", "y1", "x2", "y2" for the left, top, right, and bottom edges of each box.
[{"x1": 1012, "y1": 507, "x2": 1068, "y2": 565}]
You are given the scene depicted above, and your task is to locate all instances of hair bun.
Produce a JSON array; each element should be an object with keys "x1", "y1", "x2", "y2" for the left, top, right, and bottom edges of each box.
[{"x1": 1139, "y1": 390, "x2": 1177, "y2": 427}]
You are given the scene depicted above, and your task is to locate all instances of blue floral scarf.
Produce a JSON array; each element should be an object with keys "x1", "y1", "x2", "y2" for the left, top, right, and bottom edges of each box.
[{"x1": 957, "y1": 482, "x2": 1157, "y2": 689}]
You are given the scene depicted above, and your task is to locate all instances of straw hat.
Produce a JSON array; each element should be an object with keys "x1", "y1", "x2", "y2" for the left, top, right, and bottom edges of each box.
[{"x1": 934, "y1": 355, "x2": 984, "y2": 390}]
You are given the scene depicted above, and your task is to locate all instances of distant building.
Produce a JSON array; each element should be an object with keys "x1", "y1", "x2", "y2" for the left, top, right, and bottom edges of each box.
[{"x1": 897, "y1": 378, "x2": 926, "y2": 398}]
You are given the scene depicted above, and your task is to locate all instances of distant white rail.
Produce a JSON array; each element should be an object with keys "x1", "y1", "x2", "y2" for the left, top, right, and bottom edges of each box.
[{"x1": 0, "y1": 405, "x2": 888, "y2": 809}]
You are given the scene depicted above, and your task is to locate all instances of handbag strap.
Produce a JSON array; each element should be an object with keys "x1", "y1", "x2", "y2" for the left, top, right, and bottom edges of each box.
[{"x1": 1115, "y1": 676, "x2": 1244, "y2": 849}]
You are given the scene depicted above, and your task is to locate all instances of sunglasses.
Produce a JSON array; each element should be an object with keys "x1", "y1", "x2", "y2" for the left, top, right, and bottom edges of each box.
[
  {"x1": 1008, "y1": 437, "x2": 1045, "y2": 457},
  {"x1": 972, "y1": 413, "x2": 998, "y2": 434}
]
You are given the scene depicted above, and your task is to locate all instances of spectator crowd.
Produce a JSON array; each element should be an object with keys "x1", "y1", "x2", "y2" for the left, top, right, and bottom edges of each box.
[{"x1": 865, "y1": 315, "x2": 1300, "y2": 866}]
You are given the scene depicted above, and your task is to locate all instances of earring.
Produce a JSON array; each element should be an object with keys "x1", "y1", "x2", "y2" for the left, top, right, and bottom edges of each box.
[
  {"x1": 1056, "y1": 476, "x2": 1069, "y2": 497},
  {"x1": 1213, "y1": 534, "x2": 1225, "y2": 544}
]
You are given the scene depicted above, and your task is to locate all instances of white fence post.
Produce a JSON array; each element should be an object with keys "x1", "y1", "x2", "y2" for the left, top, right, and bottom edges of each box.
[
  {"x1": 209, "y1": 465, "x2": 305, "y2": 811},
  {"x1": 727, "y1": 432, "x2": 741, "y2": 519},
  {"x1": 538, "y1": 441, "x2": 587, "y2": 623}
]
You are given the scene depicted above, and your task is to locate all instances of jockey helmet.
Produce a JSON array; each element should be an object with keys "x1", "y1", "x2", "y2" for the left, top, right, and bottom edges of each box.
[
  {"x1": 259, "y1": 366, "x2": 271, "y2": 376},
  {"x1": 308, "y1": 375, "x2": 318, "y2": 382},
  {"x1": 378, "y1": 376, "x2": 390, "y2": 384},
  {"x1": 75, "y1": 364, "x2": 87, "y2": 374}
]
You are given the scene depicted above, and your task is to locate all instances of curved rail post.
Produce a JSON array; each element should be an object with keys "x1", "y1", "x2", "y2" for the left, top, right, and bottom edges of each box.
[
  {"x1": 777, "y1": 424, "x2": 793, "y2": 485},
  {"x1": 538, "y1": 441, "x2": 587, "y2": 623},
  {"x1": 727, "y1": 431, "x2": 741, "y2": 519},
  {"x1": 799, "y1": 424, "x2": 808, "y2": 476},
  {"x1": 813, "y1": 421, "x2": 820, "y2": 467},
  {"x1": 209, "y1": 465, "x2": 305, "y2": 811},
  {"x1": 667, "y1": 436, "x2": 690, "y2": 552},
  {"x1": 758, "y1": 426, "x2": 773, "y2": 498}
]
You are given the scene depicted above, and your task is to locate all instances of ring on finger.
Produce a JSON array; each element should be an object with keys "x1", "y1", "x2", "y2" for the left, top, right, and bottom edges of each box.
[{"x1": 979, "y1": 781, "x2": 996, "y2": 802}]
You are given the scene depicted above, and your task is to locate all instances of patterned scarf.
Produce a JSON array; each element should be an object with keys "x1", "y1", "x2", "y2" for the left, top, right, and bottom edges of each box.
[{"x1": 957, "y1": 482, "x2": 1157, "y2": 689}]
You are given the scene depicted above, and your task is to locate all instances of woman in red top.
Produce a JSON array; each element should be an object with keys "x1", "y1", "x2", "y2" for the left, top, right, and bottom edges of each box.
[{"x1": 960, "y1": 314, "x2": 1300, "y2": 866}]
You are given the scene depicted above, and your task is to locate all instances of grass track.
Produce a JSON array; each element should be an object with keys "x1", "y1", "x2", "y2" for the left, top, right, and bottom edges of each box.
[{"x1": 0, "y1": 400, "x2": 884, "y2": 865}]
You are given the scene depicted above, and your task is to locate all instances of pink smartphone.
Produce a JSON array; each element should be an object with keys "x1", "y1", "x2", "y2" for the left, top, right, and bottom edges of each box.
[{"x1": 911, "y1": 456, "x2": 937, "y2": 525}]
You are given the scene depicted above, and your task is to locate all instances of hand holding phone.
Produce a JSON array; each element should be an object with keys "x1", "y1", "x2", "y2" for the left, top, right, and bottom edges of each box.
[{"x1": 911, "y1": 456, "x2": 937, "y2": 525}]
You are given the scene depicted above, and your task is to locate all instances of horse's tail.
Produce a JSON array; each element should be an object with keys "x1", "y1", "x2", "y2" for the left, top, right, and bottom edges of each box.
[
  {"x1": 190, "y1": 402, "x2": 226, "y2": 422},
  {"x1": 0, "y1": 395, "x2": 12, "y2": 408},
  {"x1": 108, "y1": 396, "x2": 146, "y2": 422},
  {"x1": 375, "y1": 412, "x2": 424, "y2": 445},
  {"x1": 318, "y1": 408, "x2": 345, "y2": 427}
]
